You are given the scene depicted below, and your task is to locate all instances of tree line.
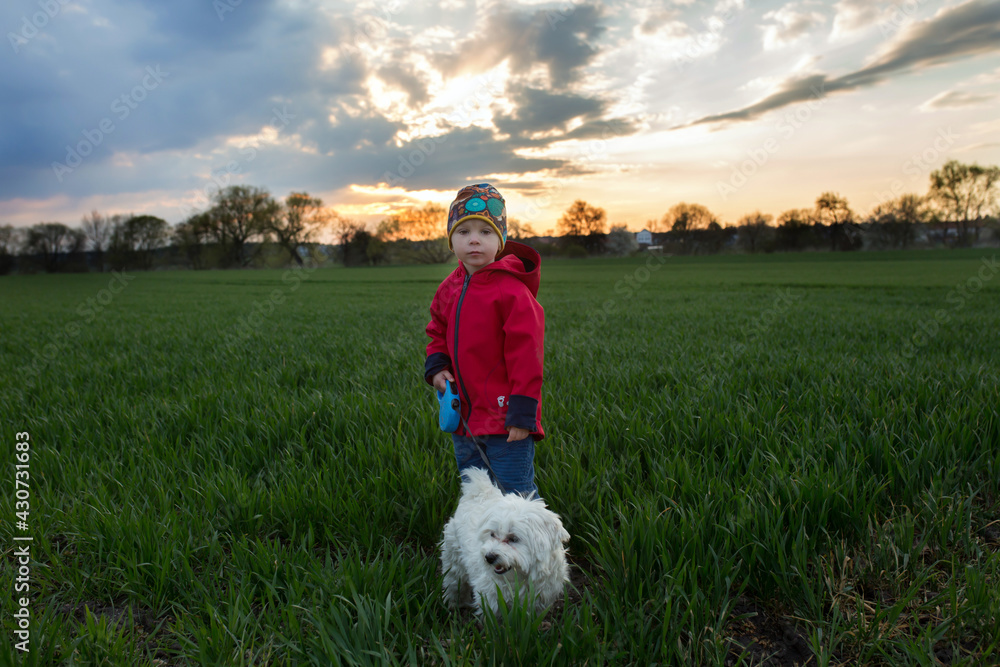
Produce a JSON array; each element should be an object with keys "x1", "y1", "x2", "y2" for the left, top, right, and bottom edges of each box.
[{"x1": 1, "y1": 159, "x2": 996, "y2": 274}]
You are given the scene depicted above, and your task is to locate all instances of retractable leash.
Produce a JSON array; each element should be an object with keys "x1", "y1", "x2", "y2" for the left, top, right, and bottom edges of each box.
[{"x1": 438, "y1": 380, "x2": 507, "y2": 494}]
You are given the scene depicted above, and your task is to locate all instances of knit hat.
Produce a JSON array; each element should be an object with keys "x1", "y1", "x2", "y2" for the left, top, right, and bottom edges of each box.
[{"x1": 447, "y1": 183, "x2": 507, "y2": 251}]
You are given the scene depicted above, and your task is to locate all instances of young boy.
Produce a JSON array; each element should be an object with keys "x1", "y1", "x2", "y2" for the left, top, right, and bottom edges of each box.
[{"x1": 425, "y1": 183, "x2": 545, "y2": 497}]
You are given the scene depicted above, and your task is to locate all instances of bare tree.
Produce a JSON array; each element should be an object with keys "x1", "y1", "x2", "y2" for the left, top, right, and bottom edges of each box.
[
  {"x1": 507, "y1": 217, "x2": 535, "y2": 240},
  {"x1": 81, "y1": 210, "x2": 113, "y2": 271},
  {"x1": 929, "y1": 160, "x2": 1000, "y2": 246}
]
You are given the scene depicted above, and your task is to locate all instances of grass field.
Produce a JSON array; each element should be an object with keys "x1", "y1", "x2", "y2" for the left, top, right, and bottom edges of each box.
[{"x1": 1, "y1": 249, "x2": 998, "y2": 665}]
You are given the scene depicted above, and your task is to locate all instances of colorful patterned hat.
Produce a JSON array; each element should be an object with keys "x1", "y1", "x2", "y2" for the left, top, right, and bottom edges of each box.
[{"x1": 447, "y1": 183, "x2": 507, "y2": 251}]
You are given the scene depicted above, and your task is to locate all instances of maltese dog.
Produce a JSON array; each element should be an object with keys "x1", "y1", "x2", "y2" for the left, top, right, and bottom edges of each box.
[{"x1": 440, "y1": 467, "x2": 570, "y2": 615}]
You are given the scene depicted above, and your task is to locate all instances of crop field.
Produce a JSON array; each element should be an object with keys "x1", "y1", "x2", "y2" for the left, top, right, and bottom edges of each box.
[{"x1": 1, "y1": 249, "x2": 999, "y2": 665}]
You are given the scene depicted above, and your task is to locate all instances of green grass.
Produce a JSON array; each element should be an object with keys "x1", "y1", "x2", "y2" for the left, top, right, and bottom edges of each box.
[{"x1": 1, "y1": 248, "x2": 998, "y2": 665}]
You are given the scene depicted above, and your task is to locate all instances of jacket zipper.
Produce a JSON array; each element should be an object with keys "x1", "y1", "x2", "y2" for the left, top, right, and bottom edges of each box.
[{"x1": 453, "y1": 273, "x2": 473, "y2": 432}]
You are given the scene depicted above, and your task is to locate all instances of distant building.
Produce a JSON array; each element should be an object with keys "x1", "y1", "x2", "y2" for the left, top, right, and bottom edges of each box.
[{"x1": 636, "y1": 229, "x2": 653, "y2": 245}]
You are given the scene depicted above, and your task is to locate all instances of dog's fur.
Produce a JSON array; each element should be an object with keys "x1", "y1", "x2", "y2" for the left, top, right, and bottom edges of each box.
[{"x1": 440, "y1": 468, "x2": 570, "y2": 615}]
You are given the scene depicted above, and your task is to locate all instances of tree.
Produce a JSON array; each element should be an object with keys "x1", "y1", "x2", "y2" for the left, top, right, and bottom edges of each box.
[
  {"x1": 335, "y1": 218, "x2": 374, "y2": 267},
  {"x1": 737, "y1": 211, "x2": 773, "y2": 253},
  {"x1": 661, "y1": 202, "x2": 716, "y2": 234},
  {"x1": 378, "y1": 203, "x2": 450, "y2": 264},
  {"x1": 507, "y1": 217, "x2": 536, "y2": 240},
  {"x1": 606, "y1": 224, "x2": 638, "y2": 256},
  {"x1": 776, "y1": 208, "x2": 815, "y2": 251},
  {"x1": 125, "y1": 215, "x2": 169, "y2": 269},
  {"x1": 557, "y1": 200, "x2": 606, "y2": 254},
  {"x1": 814, "y1": 192, "x2": 858, "y2": 251},
  {"x1": 173, "y1": 213, "x2": 214, "y2": 270},
  {"x1": 81, "y1": 210, "x2": 113, "y2": 271},
  {"x1": 23, "y1": 222, "x2": 83, "y2": 272},
  {"x1": 928, "y1": 160, "x2": 1000, "y2": 246},
  {"x1": 865, "y1": 194, "x2": 926, "y2": 249},
  {"x1": 270, "y1": 192, "x2": 331, "y2": 266},
  {"x1": 0, "y1": 225, "x2": 21, "y2": 274},
  {"x1": 661, "y1": 202, "x2": 717, "y2": 254},
  {"x1": 208, "y1": 185, "x2": 280, "y2": 267}
]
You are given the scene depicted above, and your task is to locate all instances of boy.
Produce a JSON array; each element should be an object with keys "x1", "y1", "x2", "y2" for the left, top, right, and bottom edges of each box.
[{"x1": 425, "y1": 183, "x2": 545, "y2": 497}]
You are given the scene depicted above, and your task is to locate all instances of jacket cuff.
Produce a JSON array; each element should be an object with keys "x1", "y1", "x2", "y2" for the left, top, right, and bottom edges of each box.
[
  {"x1": 424, "y1": 353, "x2": 451, "y2": 384},
  {"x1": 505, "y1": 394, "x2": 537, "y2": 431}
]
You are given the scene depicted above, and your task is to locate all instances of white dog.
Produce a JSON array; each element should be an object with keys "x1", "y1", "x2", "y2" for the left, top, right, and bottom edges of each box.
[{"x1": 440, "y1": 467, "x2": 570, "y2": 615}]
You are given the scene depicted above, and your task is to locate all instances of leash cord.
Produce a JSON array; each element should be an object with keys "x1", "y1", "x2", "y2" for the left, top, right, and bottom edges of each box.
[{"x1": 459, "y1": 414, "x2": 508, "y2": 495}]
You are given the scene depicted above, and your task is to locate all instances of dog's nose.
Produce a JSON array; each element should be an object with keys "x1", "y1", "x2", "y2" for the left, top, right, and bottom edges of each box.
[{"x1": 485, "y1": 553, "x2": 497, "y2": 565}]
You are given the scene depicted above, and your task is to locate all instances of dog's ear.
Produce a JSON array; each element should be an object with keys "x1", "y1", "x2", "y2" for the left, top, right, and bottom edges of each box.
[{"x1": 546, "y1": 519, "x2": 570, "y2": 549}]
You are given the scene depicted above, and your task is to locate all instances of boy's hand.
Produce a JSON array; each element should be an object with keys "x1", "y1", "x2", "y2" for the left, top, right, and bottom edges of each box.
[
  {"x1": 432, "y1": 369, "x2": 454, "y2": 394},
  {"x1": 507, "y1": 426, "x2": 530, "y2": 442}
]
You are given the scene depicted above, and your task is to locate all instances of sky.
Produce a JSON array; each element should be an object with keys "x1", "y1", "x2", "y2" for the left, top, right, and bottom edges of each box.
[{"x1": 2, "y1": 0, "x2": 999, "y2": 236}]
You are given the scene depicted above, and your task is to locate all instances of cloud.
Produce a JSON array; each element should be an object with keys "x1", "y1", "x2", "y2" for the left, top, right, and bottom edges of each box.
[
  {"x1": 433, "y1": 3, "x2": 606, "y2": 89},
  {"x1": 920, "y1": 90, "x2": 996, "y2": 111},
  {"x1": 829, "y1": 0, "x2": 893, "y2": 38},
  {"x1": 761, "y1": 4, "x2": 826, "y2": 50},
  {"x1": 377, "y1": 64, "x2": 430, "y2": 106},
  {"x1": 685, "y1": 0, "x2": 1000, "y2": 128},
  {"x1": 494, "y1": 86, "x2": 605, "y2": 142}
]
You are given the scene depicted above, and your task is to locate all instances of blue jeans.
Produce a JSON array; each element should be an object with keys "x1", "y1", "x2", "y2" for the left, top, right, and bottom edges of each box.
[{"x1": 452, "y1": 433, "x2": 538, "y2": 498}]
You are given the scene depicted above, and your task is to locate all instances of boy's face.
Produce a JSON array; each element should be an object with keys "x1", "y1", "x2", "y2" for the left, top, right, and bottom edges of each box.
[{"x1": 452, "y1": 218, "x2": 501, "y2": 273}]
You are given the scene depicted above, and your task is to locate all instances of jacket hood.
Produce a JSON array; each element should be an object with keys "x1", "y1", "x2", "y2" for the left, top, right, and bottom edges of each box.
[{"x1": 471, "y1": 240, "x2": 541, "y2": 297}]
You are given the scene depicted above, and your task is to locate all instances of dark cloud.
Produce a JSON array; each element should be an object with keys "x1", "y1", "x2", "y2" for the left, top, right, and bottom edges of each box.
[
  {"x1": 375, "y1": 126, "x2": 573, "y2": 191},
  {"x1": 377, "y1": 64, "x2": 429, "y2": 106},
  {"x1": 495, "y1": 86, "x2": 605, "y2": 141},
  {"x1": 0, "y1": 0, "x2": 628, "y2": 219},
  {"x1": 687, "y1": 0, "x2": 1000, "y2": 128},
  {"x1": 434, "y1": 3, "x2": 605, "y2": 89},
  {"x1": 0, "y1": 0, "x2": 366, "y2": 201}
]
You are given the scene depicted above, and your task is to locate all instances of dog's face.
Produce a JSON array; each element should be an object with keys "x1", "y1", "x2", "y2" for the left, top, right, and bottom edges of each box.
[{"x1": 478, "y1": 497, "x2": 570, "y2": 577}]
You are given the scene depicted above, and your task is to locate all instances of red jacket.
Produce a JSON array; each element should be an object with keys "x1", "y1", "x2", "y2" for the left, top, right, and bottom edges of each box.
[{"x1": 425, "y1": 241, "x2": 545, "y2": 440}]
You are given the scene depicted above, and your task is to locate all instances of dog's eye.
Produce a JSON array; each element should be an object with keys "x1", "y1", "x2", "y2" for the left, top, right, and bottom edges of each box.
[
  {"x1": 489, "y1": 531, "x2": 497, "y2": 539},
  {"x1": 507, "y1": 535, "x2": 519, "y2": 543}
]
